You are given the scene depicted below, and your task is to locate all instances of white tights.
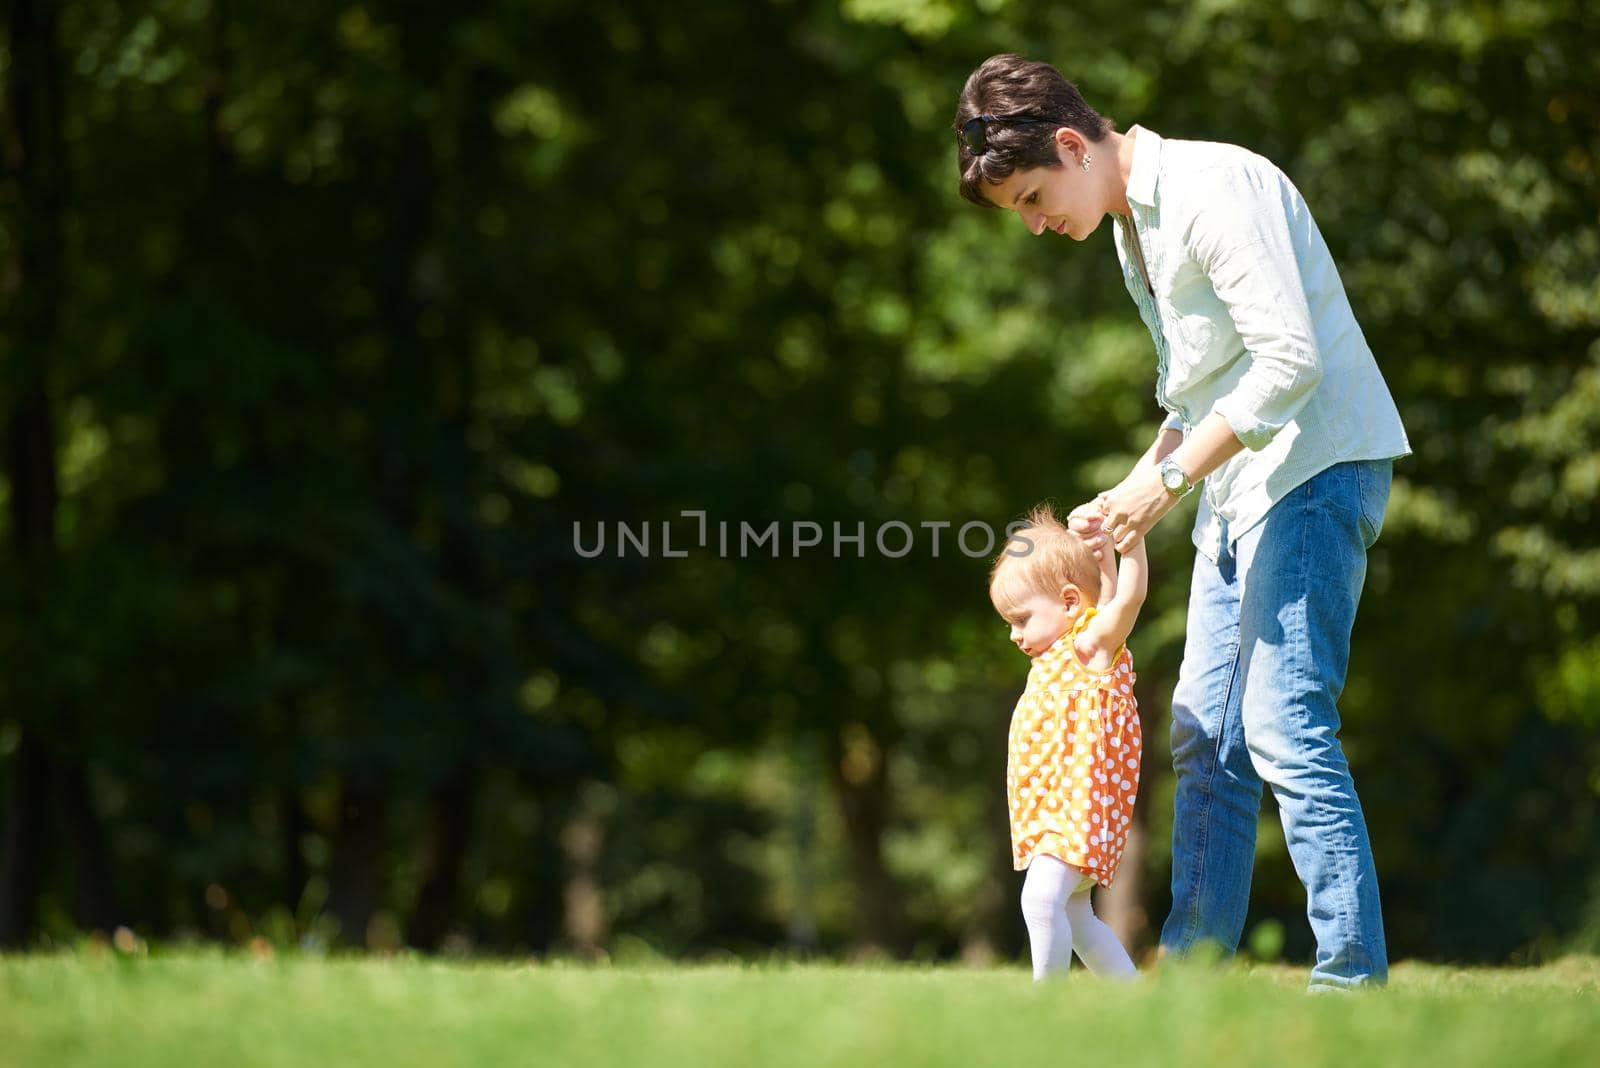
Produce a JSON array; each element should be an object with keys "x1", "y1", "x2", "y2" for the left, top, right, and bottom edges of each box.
[{"x1": 1019, "y1": 855, "x2": 1137, "y2": 980}]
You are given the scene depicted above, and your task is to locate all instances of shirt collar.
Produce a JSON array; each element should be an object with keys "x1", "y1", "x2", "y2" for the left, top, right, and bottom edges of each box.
[{"x1": 1124, "y1": 124, "x2": 1162, "y2": 209}]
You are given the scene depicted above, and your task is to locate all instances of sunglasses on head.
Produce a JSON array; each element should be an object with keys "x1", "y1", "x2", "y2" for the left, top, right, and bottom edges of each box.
[{"x1": 959, "y1": 113, "x2": 1064, "y2": 155}]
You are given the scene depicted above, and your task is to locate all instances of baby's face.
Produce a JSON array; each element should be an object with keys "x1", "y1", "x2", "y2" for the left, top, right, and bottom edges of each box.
[{"x1": 1000, "y1": 588, "x2": 1074, "y2": 658}]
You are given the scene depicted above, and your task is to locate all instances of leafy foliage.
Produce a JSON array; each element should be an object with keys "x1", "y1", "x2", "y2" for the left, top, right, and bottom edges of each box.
[{"x1": 1, "y1": 0, "x2": 1596, "y2": 962}]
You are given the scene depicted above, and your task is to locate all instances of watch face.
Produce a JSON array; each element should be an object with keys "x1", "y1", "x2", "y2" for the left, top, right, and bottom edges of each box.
[{"x1": 1162, "y1": 465, "x2": 1184, "y2": 490}]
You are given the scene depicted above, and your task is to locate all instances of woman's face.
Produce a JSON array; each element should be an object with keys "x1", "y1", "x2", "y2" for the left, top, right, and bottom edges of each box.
[{"x1": 985, "y1": 137, "x2": 1104, "y2": 240}]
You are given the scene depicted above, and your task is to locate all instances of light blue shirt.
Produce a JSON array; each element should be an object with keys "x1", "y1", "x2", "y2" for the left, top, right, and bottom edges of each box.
[{"x1": 1111, "y1": 126, "x2": 1411, "y2": 562}]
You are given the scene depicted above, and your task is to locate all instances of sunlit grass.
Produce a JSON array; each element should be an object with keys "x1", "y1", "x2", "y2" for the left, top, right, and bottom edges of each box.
[{"x1": 2, "y1": 950, "x2": 1597, "y2": 1067}]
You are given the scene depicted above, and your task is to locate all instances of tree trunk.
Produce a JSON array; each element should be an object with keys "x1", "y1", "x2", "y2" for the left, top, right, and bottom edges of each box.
[
  {"x1": 827, "y1": 723, "x2": 906, "y2": 957},
  {"x1": 559, "y1": 784, "x2": 608, "y2": 958},
  {"x1": 961, "y1": 775, "x2": 1016, "y2": 965},
  {"x1": 786, "y1": 735, "x2": 821, "y2": 953},
  {"x1": 0, "y1": 731, "x2": 51, "y2": 945},
  {"x1": 326, "y1": 777, "x2": 389, "y2": 947},
  {"x1": 0, "y1": 0, "x2": 71, "y2": 949},
  {"x1": 201, "y1": 0, "x2": 234, "y2": 184},
  {"x1": 406, "y1": 763, "x2": 477, "y2": 951},
  {"x1": 282, "y1": 788, "x2": 307, "y2": 922},
  {"x1": 1096, "y1": 822, "x2": 1147, "y2": 956},
  {"x1": 1101, "y1": 665, "x2": 1174, "y2": 961},
  {"x1": 57, "y1": 758, "x2": 118, "y2": 932},
  {"x1": 525, "y1": 800, "x2": 561, "y2": 954},
  {"x1": 962, "y1": 696, "x2": 1020, "y2": 965}
]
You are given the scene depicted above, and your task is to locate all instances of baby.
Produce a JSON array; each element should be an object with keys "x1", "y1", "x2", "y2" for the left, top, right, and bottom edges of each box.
[{"x1": 990, "y1": 503, "x2": 1148, "y2": 979}]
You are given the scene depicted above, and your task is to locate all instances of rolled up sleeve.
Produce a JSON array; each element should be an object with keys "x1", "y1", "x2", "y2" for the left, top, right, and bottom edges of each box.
[{"x1": 1182, "y1": 170, "x2": 1324, "y2": 451}]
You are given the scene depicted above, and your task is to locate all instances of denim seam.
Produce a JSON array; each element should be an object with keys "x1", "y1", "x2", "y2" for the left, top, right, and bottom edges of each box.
[
  {"x1": 1355, "y1": 462, "x2": 1379, "y2": 548},
  {"x1": 1302, "y1": 466, "x2": 1362, "y2": 977},
  {"x1": 1356, "y1": 463, "x2": 1372, "y2": 546},
  {"x1": 1337, "y1": 470, "x2": 1365, "y2": 961},
  {"x1": 1341, "y1": 476, "x2": 1367, "y2": 969},
  {"x1": 1181, "y1": 593, "x2": 1242, "y2": 949}
]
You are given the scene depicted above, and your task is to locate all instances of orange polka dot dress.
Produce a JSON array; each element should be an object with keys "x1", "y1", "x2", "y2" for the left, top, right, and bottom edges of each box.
[{"x1": 1006, "y1": 606, "x2": 1142, "y2": 886}]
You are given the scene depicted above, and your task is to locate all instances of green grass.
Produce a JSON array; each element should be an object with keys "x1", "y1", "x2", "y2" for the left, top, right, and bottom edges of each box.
[{"x1": 3, "y1": 951, "x2": 1598, "y2": 1067}]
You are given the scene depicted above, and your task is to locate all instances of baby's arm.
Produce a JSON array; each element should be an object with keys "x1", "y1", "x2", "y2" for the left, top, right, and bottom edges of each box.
[
  {"x1": 1076, "y1": 540, "x2": 1148, "y2": 670},
  {"x1": 1096, "y1": 538, "x2": 1118, "y2": 605}
]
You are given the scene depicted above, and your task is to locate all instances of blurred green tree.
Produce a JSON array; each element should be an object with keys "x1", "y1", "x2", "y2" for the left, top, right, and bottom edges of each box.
[{"x1": 0, "y1": 0, "x2": 1594, "y2": 964}]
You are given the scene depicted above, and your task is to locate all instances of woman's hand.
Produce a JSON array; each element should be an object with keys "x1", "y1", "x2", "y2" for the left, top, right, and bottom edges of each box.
[
  {"x1": 1070, "y1": 422, "x2": 1197, "y2": 557},
  {"x1": 1067, "y1": 497, "x2": 1112, "y2": 559},
  {"x1": 1098, "y1": 463, "x2": 1179, "y2": 553}
]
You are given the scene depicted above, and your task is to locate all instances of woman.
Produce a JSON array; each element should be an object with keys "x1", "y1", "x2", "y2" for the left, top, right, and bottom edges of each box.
[{"x1": 954, "y1": 53, "x2": 1410, "y2": 989}]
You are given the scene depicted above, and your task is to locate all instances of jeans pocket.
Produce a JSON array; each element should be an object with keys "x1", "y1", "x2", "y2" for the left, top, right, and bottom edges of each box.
[{"x1": 1355, "y1": 461, "x2": 1393, "y2": 549}]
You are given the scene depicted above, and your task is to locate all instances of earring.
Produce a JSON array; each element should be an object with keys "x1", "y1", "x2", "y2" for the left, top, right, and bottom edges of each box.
[{"x1": 1081, "y1": 154, "x2": 1093, "y2": 172}]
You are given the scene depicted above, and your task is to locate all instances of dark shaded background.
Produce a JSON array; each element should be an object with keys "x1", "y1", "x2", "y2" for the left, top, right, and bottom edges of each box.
[{"x1": 2, "y1": 0, "x2": 1597, "y2": 966}]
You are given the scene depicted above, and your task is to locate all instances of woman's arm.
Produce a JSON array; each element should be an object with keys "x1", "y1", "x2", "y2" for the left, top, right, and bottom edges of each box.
[
  {"x1": 1098, "y1": 413, "x2": 1246, "y2": 554},
  {"x1": 1088, "y1": 166, "x2": 1330, "y2": 554},
  {"x1": 1169, "y1": 412, "x2": 1246, "y2": 481},
  {"x1": 1184, "y1": 169, "x2": 1325, "y2": 452},
  {"x1": 1070, "y1": 423, "x2": 1186, "y2": 558},
  {"x1": 1136, "y1": 424, "x2": 1181, "y2": 470}
]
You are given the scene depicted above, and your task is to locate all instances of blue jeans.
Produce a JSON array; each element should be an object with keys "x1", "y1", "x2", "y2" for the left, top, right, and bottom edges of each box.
[{"x1": 1159, "y1": 459, "x2": 1392, "y2": 988}]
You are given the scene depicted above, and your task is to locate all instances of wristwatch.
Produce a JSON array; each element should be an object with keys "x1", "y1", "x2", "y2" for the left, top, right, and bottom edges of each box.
[{"x1": 1158, "y1": 456, "x2": 1195, "y2": 497}]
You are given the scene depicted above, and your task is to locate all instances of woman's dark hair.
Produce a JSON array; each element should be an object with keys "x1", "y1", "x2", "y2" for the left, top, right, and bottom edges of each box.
[{"x1": 954, "y1": 54, "x2": 1114, "y2": 208}]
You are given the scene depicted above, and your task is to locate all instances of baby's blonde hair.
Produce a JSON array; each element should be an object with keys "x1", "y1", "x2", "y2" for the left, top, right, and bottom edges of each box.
[{"x1": 988, "y1": 502, "x2": 1102, "y2": 617}]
